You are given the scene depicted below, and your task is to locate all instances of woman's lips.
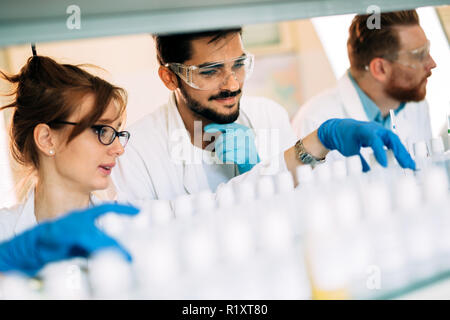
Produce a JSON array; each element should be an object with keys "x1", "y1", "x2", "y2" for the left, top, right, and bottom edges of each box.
[{"x1": 98, "y1": 164, "x2": 115, "y2": 176}]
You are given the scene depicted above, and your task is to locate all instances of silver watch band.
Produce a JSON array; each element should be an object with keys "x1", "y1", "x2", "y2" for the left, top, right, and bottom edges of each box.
[{"x1": 294, "y1": 139, "x2": 326, "y2": 167}]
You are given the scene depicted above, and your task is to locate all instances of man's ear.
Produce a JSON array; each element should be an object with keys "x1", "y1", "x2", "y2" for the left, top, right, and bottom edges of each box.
[
  {"x1": 368, "y1": 58, "x2": 392, "y2": 83},
  {"x1": 34, "y1": 123, "x2": 58, "y2": 157},
  {"x1": 158, "y1": 65, "x2": 179, "y2": 91}
]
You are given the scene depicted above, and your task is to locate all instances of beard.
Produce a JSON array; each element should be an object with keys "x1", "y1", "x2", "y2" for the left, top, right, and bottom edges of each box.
[
  {"x1": 179, "y1": 82, "x2": 241, "y2": 124},
  {"x1": 384, "y1": 67, "x2": 431, "y2": 102}
]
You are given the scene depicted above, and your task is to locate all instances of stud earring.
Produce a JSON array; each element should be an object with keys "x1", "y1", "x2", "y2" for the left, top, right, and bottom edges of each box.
[{"x1": 49, "y1": 150, "x2": 55, "y2": 155}]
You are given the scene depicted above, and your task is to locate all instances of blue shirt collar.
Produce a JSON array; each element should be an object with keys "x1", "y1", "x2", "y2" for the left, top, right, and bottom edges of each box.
[{"x1": 348, "y1": 70, "x2": 405, "y2": 128}]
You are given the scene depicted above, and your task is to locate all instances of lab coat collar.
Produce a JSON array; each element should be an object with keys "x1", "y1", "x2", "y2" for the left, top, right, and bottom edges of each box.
[
  {"x1": 14, "y1": 190, "x2": 37, "y2": 236},
  {"x1": 14, "y1": 189, "x2": 101, "y2": 236},
  {"x1": 166, "y1": 93, "x2": 210, "y2": 194},
  {"x1": 337, "y1": 71, "x2": 370, "y2": 122},
  {"x1": 347, "y1": 71, "x2": 407, "y2": 129},
  {"x1": 167, "y1": 93, "x2": 194, "y2": 163}
]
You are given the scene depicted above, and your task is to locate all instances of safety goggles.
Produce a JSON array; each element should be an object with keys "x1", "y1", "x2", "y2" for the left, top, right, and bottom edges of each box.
[
  {"x1": 49, "y1": 120, "x2": 130, "y2": 147},
  {"x1": 165, "y1": 53, "x2": 255, "y2": 90},
  {"x1": 386, "y1": 40, "x2": 432, "y2": 69}
]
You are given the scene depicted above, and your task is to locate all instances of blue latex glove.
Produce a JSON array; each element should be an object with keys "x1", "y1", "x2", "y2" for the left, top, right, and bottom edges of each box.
[
  {"x1": 0, "y1": 203, "x2": 139, "y2": 277},
  {"x1": 318, "y1": 118, "x2": 416, "y2": 172},
  {"x1": 204, "y1": 123, "x2": 261, "y2": 174}
]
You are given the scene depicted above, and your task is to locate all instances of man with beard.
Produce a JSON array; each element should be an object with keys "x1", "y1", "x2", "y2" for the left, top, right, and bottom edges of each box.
[
  {"x1": 292, "y1": 10, "x2": 436, "y2": 166},
  {"x1": 112, "y1": 27, "x2": 415, "y2": 202}
]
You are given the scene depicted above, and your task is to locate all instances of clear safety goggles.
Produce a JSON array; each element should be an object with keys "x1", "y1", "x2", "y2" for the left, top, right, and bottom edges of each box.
[
  {"x1": 165, "y1": 53, "x2": 255, "y2": 90},
  {"x1": 386, "y1": 40, "x2": 432, "y2": 69}
]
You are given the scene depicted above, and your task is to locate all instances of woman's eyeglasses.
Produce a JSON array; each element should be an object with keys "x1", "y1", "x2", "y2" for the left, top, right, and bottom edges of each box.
[{"x1": 48, "y1": 120, "x2": 130, "y2": 147}]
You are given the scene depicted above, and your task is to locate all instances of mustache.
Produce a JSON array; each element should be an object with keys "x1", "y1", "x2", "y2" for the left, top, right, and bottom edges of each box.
[{"x1": 209, "y1": 89, "x2": 242, "y2": 101}]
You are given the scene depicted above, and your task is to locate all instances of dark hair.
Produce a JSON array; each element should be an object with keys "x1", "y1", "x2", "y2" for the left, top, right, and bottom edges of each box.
[
  {"x1": 0, "y1": 55, "x2": 127, "y2": 170},
  {"x1": 153, "y1": 28, "x2": 243, "y2": 65},
  {"x1": 347, "y1": 10, "x2": 420, "y2": 71}
]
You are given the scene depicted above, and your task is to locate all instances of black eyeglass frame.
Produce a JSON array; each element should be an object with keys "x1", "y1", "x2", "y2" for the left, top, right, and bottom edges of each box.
[{"x1": 48, "y1": 120, "x2": 130, "y2": 147}]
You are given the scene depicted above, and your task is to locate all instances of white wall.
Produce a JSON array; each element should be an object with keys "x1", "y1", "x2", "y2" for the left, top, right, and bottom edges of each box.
[{"x1": 5, "y1": 34, "x2": 171, "y2": 127}]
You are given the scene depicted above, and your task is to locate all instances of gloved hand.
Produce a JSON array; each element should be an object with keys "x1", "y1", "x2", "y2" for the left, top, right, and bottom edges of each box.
[
  {"x1": 0, "y1": 203, "x2": 139, "y2": 277},
  {"x1": 204, "y1": 123, "x2": 261, "y2": 174},
  {"x1": 317, "y1": 118, "x2": 416, "y2": 172}
]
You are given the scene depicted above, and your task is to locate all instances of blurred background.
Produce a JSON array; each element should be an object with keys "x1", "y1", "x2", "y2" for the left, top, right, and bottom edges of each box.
[{"x1": 0, "y1": 3, "x2": 449, "y2": 208}]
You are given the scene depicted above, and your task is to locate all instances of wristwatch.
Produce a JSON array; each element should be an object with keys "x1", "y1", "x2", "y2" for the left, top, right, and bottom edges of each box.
[{"x1": 294, "y1": 139, "x2": 326, "y2": 167}]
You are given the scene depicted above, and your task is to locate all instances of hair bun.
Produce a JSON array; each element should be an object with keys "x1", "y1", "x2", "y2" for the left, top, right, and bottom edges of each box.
[{"x1": 31, "y1": 43, "x2": 37, "y2": 57}]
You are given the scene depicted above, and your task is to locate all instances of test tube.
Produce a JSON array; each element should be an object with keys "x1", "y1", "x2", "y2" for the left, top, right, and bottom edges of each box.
[{"x1": 390, "y1": 109, "x2": 409, "y2": 175}]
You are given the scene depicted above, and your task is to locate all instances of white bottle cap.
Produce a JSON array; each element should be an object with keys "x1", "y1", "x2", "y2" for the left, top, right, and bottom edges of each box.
[
  {"x1": 331, "y1": 160, "x2": 347, "y2": 181},
  {"x1": 395, "y1": 175, "x2": 421, "y2": 211},
  {"x1": 235, "y1": 180, "x2": 256, "y2": 203},
  {"x1": 195, "y1": 190, "x2": 216, "y2": 212},
  {"x1": 346, "y1": 155, "x2": 363, "y2": 175},
  {"x1": 260, "y1": 211, "x2": 292, "y2": 252},
  {"x1": 363, "y1": 180, "x2": 392, "y2": 220},
  {"x1": 276, "y1": 171, "x2": 294, "y2": 193},
  {"x1": 151, "y1": 200, "x2": 173, "y2": 226},
  {"x1": 431, "y1": 137, "x2": 444, "y2": 155},
  {"x1": 296, "y1": 165, "x2": 314, "y2": 186},
  {"x1": 41, "y1": 261, "x2": 89, "y2": 299},
  {"x1": 130, "y1": 201, "x2": 153, "y2": 231},
  {"x1": 97, "y1": 213, "x2": 126, "y2": 238},
  {"x1": 88, "y1": 249, "x2": 133, "y2": 298},
  {"x1": 184, "y1": 227, "x2": 217, "y2": 271},
  {"x1": 386, "y1": 149, "x2": 400, "y2": 168},
  {"x1": 173, "y1": 195, "x2": 194, "y2": 219},
  {"x1": 257, "y1": 176, "x2": 275, "y2": 198},
  {"x1": 223, "y1": 217, "x2": 253, "y2": 262},
  {"x1": 307, "y1": 201, "x2": 333, "y2": 234},
  {"x1": 314, "y1": 163, "x2": 331, "y2": 184},
  {"x1": 139, "y1": 241, "x2": 179, "y2": 284},
  {"x1": 423, "y1": 166, "x2": 449, "y2": 203},
  {"x1": 335, "y1": 186, "x2": 361, "y2": 229},
  {"x1": 1, "y1": 273, "x2": 37, "y2": 299},
  {"x1": 413, "y1": 141, "x2": 429, "y2": 159},
  {"x1": 367, "y1": 150, "x2": 385, "y2": 170},
  {"x1": 216, "y1": 184, "x2": 235, "y2": 208}
]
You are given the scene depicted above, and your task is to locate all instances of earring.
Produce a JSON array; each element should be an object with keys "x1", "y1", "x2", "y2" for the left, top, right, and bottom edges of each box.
[{"x1": 49, "y1": 150, "x2": 55, "y2": 155}]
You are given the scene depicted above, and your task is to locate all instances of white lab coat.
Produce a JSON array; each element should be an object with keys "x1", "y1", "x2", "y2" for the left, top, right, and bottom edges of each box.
[
  {"x1": 291, "y1": 72, "x2": 433, "y2": 162},
  {"x1": 112, "y1": 94, "x2": 297, "y2": 202},
  {"x1": 0, "y1": 190, "x2": 101, "y2": 243}
]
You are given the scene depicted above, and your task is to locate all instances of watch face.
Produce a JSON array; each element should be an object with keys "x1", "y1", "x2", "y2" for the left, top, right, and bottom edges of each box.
[
  {"x1": 296, "y1": 139, "x2": 324, "y2": 166},
  {"x1": 300, "y1": 153, "x2": 314, "y2": 165}
]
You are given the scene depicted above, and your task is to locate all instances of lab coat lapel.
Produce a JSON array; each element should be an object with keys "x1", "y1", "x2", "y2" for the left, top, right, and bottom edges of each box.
[
  {"x1": 389, "y1": 104, "x2": 415, "y2": 153},
  {"x1": 14, "y1": 190, "x2": 37, "y2": 236},
  {"x1": 89, "y1": 193, "x2": 104, "y2": 206},
  {"x1": 337, "y1": 72, "x2": 374, "y2": 161},
  {"x1": 337, "y1": 72, "x2": 370, "y2": 122},
  {"x1": 182, "y1": 162, "x2": 210, "y2": 195},
  {"x1": 166, "y1": 94, "x2": 209, "y2": 195}
]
